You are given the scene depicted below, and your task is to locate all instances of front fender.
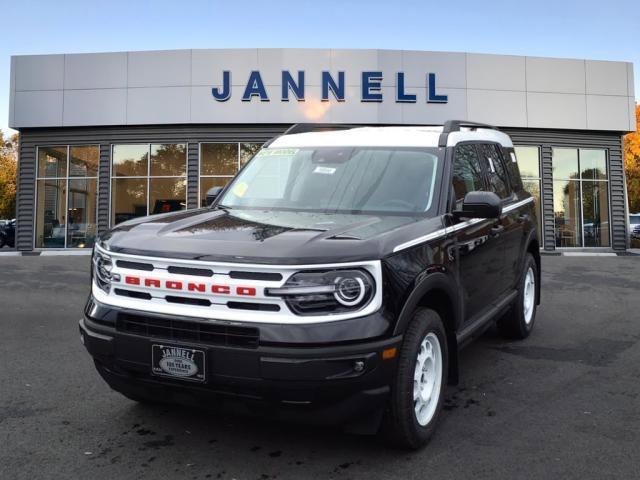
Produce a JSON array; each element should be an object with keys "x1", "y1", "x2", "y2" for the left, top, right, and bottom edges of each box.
[{"x1": 392, "y1": 270, "x2": 462, "y2": 336}]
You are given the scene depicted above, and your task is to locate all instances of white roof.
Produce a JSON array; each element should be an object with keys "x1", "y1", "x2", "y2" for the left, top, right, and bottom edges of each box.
[{"x1": 269, "y1": 126, "x2": 514, "y2": 149}]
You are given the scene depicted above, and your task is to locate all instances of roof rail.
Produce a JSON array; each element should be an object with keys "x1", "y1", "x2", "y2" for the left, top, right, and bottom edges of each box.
[
  {"x1": 263, "y1": 123, "x2": 363, "y2": 147},
  {"x1": 283, "y1": 123, "x2": 363, "y2": 135},
  {"x1": 438, "y1": 120, "x2": 499, "y2": 147}
]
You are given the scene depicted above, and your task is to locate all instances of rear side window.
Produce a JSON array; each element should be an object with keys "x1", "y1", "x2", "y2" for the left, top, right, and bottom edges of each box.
[
  {"x1": 452, "y1": 144, "x2": 485, "y2": 205},
  {"x1": 479, "y1": 144, "x2": 510, "y2": 199}
]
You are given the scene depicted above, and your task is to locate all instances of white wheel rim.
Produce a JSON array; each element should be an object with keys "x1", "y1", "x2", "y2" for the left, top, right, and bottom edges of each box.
[
  {"x1": 413, "y1": 332, "x2": 443, "y2": 426},
  {"x1": 523, "y1": 267, "x2": 535, "y2": 325}
]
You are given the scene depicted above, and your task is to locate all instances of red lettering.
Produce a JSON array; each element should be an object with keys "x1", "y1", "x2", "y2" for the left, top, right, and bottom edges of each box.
[
  {"x1": 166, "y1": 281, "x2": 183, "y2": 290},
  {"x1": 125, "y1": 276, "x2": 140, "y2": 285},
  {"x1": 212, "y1": 285, "x2": 231, "y2": 295},
  {"x1": 237, "y1": 286, "x2": 256, "y2": 296},
  {"x1": 187, "y1": 282, "x2": 206, "y2": 292},
  {"x1": 144, "y1": 278, "x2": 161, "y2": 288}
]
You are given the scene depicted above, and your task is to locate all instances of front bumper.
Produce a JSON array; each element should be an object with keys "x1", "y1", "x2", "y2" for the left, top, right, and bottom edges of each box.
[{"x1": 79, "y1": 304, "x2": 402, "y2": 426}]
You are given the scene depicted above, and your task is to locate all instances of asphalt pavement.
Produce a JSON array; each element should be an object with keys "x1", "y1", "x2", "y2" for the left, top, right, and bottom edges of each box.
[{"x1": 1, "y1": 255, "x2": 639, "y2": 479}]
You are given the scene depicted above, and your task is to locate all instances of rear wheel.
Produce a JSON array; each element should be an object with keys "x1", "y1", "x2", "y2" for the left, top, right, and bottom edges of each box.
[
  {"x1": 384, "y1": 308, "x2": 448, "y2": 449},
  {"x1": 498, "y1": 253, "x2": 538, "y2": 339},
  {"x1": 0, "y1": 236, "x2": 5, "y2": 248}
]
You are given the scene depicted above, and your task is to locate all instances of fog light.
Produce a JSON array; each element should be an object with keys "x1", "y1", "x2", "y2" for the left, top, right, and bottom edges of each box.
[{"x1": 353, "y1": 360, "x2": 365, "y2": 372}]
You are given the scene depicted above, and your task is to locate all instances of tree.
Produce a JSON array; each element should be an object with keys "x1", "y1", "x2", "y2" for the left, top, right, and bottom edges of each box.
[
  {"x1": 0, "y1": 131, "x2": 18, "y2": 219},
  {"x1": 624, "y1": 104, "x2": 640, "y2": 213}
]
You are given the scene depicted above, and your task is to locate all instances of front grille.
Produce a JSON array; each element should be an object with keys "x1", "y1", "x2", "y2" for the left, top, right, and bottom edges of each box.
[{"x1": 117, "y1": 313, "x2": 260, "y2": 349}]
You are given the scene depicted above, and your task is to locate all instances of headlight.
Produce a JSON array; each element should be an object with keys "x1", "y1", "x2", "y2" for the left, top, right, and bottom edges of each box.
[
  {"x1": 266, "y1": 269, "x2": 375, "y2": 316},
  {"x1": 92, "y1": 249, "x2": 116, "y2": 294}
]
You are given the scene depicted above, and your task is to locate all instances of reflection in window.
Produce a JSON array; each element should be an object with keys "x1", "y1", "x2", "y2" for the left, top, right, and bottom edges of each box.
[
  {"x1": 38, "y1": 146, "x2": 67, "y2": 178},
  {"x1": 200, "y1": 177, "x2": 231, "y2": 208},
  {"x1": 515, "y1": 146, "x2": 543, "y2": 236},
  {"x1": 479, "y1": 144, "x2": 509, "y2": 198},
  {"x1": 553, "y1": 180, "x2": 581, "y2": 247},
  {"x1": 67, "y1": 179, "x2": 98, "y2": 248},
  {"x1": 70, "y1": 146, "x2": 99, "y2": 177},
  {"x1": 35, "y1": 145, "x2": 98, "y2": 248},
  {"x1": 200, "y1": 142, "x2": 263, "y2": 207},
  {"x1": 452, "y1": 144, "x2": 485, "y2": 205},
  {"x1": 36, "y1": 179, "x2": 67, "y2": 248},
  {"x1": 110, "y1": 144, "x2": 187, "y2": 225}
]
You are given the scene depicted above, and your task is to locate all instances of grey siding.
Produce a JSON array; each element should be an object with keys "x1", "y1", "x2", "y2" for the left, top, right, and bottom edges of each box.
[
  {"x1": 504, "y1": 128, "x2": 627, "y2": 251},
  {"x1": 16, "y1": 124, "x2": 289, "y2": 251},
  {"x1": 15, "y1": 124, "x2": 627, "y2": 252}
]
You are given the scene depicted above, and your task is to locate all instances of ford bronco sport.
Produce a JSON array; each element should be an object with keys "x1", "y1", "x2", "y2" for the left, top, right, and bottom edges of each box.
[{"x1": 80, "y1": 121, "x2": 540, "y2": 449}]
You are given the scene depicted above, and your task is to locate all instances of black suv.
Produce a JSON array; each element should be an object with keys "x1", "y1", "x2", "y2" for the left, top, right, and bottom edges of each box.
[{"x1": 81, "y1": 121, "x2": 540, "y2": 449}]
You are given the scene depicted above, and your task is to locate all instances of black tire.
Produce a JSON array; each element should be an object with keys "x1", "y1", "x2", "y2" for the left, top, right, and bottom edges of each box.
[
  {"x1": 384, "y1": 308, "x2": 448, "y2": 449},
  {"x1": 0, "y1": 236, "x2": 5, "y2": 248},
  {"x1": 498, "y1": 253, "x2": 538, "y2": 339}
]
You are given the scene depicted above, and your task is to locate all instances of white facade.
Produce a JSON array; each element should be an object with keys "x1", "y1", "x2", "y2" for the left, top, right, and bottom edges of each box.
[{"x1": 9, "y1": 48, "x2": 636, "y2": 131}]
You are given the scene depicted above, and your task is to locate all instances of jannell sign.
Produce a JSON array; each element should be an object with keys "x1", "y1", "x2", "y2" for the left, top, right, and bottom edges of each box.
[{"x1": 212, "y1": 71, "x2": 448, "y2": 104}]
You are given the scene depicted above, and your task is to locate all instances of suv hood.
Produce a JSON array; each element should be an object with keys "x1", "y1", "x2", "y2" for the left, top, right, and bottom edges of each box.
[{"x1": 100, "y1": 208, "x2": 425, "y2": 264}]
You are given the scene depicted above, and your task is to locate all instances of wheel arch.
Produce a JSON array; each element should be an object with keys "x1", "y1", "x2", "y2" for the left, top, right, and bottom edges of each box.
[{"x1": 394, "y1": 272, "x2": 462, "y2": 385}]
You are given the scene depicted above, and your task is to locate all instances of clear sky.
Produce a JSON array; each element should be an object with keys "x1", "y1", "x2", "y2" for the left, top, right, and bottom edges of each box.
[{"x1": 1, "y1": 0, "x2": 638, "y2": 135}]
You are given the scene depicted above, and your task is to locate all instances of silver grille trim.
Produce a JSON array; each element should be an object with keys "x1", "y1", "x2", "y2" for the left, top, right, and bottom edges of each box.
[{"x1": 93, "y1": 244, "x2": 383, "y2": 324}]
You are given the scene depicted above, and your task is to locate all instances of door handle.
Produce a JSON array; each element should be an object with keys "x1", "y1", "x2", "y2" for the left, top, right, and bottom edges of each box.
[{"x1": 490, "y1": 225, "x2": 504, "y2": 236}]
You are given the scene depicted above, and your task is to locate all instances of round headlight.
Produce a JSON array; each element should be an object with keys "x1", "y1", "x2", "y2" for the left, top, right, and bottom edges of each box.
[{"x1": 334, "y1": 276, "x2": 365, "y2": 306}]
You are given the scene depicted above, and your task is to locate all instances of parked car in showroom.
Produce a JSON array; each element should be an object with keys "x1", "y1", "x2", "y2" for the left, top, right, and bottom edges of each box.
[
  {"x1": 0, "y1": 219, "x2": 16, "y2": 248},
  {"x1": 80, "y1": 121, "x2": 540, "y2": 449}
]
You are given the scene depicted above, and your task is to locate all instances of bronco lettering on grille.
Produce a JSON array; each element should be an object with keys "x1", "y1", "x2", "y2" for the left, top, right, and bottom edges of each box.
[{"x1": 123, "y1": 275, "x2": 257, "y2": 296}]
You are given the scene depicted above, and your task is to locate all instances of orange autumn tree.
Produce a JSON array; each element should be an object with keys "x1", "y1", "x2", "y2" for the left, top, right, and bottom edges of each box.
[
  {"x1": 0, "y1": 131, "x2": 18, "y2": 219},
  {"x1": 624, "y1": 104, "x2": 640, "y2": 213}
]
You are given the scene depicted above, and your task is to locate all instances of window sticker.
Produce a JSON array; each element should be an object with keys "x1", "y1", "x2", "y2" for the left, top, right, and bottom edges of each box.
[
  {"x1": 313, "y1": 166, "x2": 336, "y2": 175},
  {"x1": 232, "y1": 182, "x2": 248, "y2": 197},
  {"x1": 257, "y1": 148, "x2": 299, "y2": 157}
]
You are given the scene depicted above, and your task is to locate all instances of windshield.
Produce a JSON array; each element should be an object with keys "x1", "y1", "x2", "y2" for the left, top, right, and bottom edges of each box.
[
  {"x1": 631, "y1": 216, "x2": 640, "y2": 225},
  {"x1": 218, "y1": 147, "x2": 441, "y2": 215}
]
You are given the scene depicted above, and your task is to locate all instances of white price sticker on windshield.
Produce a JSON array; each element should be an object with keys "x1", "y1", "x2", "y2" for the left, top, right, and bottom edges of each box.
[{"x1": 313, "y1": 166, "x2": 336, "y2": 175}]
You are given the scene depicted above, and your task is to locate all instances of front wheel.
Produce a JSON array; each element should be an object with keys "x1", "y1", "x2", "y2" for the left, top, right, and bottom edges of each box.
[
  {"x1": 384, "y1": 308, "x2": 448, "y2": 449},
  {"x1": 498, "y1": 253, "x2": 538, "y2": 339}
]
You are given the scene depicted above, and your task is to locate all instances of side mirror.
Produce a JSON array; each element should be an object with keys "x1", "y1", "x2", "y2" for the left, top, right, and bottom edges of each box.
[
  {"x1": 205, "y1": 186, "x2": 224, "y2": 207},
  {"x1": 453, "y1": 191, "x2": 502, "y2": 219}
]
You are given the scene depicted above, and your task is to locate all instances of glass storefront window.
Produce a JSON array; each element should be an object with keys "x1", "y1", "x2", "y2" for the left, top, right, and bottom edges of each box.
[
  {"x1": 35, "y1": 145, "x2": 99, "y2": 248},
  {"x1": 67, "y1": 179, "x2": 98, "y2": 248},
  {"x1": 112, "y1": 144, "x2": 148, "y2": 177},
  {"x1": 149, "y1": 178, "x2": 187, "y2": 214},
  {"x1": 552, "y1": 148, "x2": 609, "y2": 247},
  {"x1": 36, "y1": 179, "x2": 67, "y2": 248},
  {"x1": 582, "y1": 181, "x2": 610, "y2": 247},
  {"x1": 553, "y1": 180, "x2": 582, "y2": 248},
  {"x1": 110, "y1": 144, "x2": 187, "y2": 225},
  {"x1": 515, "y1": 146, "x2": 543, "y2": 237},
  {"x1": 580, "y1": 149, "x2": 607, "y2": 180},
  {"x1": 70, "y1": 146, "x2": 99, "y2": 177},
  {"x1": 111, "y1": 178, "x2": 148, "y2": 225},
  {"x1": 150, "y1": 144, "x2": 187, "y2": 176},
  {"x1": 201, "y1": 143, "x2": 239, "y2": 175},
  {"x1": 199, "y1": 142, "x2": 263, "y2": 207},
  {"x1": 240, "y1": 143, "x2": 262, "y2": 166},
  {"x1": 552, "y1": 148, "x2": 579, "y2": 180},
  {"x1": 38, "y1": 146, "x2": 67, "y2": 178},
  {"x1": 200, "y1": 177, "x2": 231, "y2": 207}
]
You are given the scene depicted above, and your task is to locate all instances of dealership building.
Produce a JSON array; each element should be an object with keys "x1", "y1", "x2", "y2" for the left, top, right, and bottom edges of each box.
[{"x1": 7, "y1": 48, "x2": 636, "y2": 252}]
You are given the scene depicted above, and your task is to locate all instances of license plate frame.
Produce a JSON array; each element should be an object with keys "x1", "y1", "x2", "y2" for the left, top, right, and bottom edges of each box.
[{"x1": 151, "y1": 344, "x2": 206, "y2": 383}]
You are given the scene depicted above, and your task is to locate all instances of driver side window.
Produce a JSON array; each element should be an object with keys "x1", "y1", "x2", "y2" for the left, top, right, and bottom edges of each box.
[{"x1": 452, "y1": 144, "x2": 486, "y2": 207}]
